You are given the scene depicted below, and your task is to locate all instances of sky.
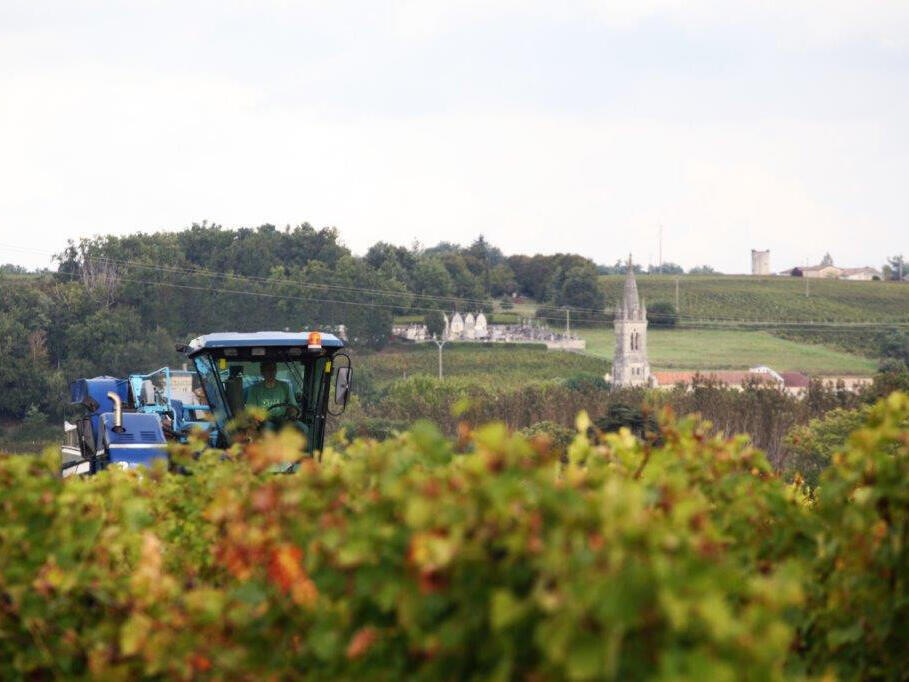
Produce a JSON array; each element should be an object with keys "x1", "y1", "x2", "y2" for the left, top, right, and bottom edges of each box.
[{"x1": 1, "y1": 1, "x2": 907, "y2": 273}]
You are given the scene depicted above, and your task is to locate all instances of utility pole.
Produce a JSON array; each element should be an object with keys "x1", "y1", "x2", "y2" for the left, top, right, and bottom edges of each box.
[
  {"x1": 432, "y1": 335, "x2": 447, "y2": 380},
  {"x1": 805, "y1": 274, "x2": 810, "y2": 298},
  {"x1": 565, "y1": 307, "x2": 570, "y2": 335}
]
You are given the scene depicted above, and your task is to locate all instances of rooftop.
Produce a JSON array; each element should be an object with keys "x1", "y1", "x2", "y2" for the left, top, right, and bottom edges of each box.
[
  {"x1": 653, "y1": 370, "x2": 778, "y2": 386},
  {"x1": 186, "y1": 331, "x2": 344, "y2": 354},
  {"x1": 652, "y1": 369, "x2": 810, "y2": 388}
]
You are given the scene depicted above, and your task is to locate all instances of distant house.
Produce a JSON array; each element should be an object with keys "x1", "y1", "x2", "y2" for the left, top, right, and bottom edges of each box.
[
  {"x1": 788, "y1": 263, "x2": 881, "y2": 281},
  {"x1": 651, "y1": 366, "x2": 810, "y2": 394},
  {"x1": 790, "y1": 264, "x2": 842, "y2": 279},
  {"x1": 840, "y1": 267, "x2": 881, "y2": 281}
]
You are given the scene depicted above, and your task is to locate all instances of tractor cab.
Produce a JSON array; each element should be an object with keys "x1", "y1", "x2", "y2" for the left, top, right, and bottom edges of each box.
[
  {"x1": 60, "y1": 330, "x2": 351, "y2": 476},
  {"x1": 182, "y1": 331, "x2": 352, "y2": 452}
]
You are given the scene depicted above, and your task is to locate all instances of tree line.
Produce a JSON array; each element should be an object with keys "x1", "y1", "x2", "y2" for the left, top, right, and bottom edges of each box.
[{"x1": 0, "y1": 222, "x2": 607, "y2": 421}]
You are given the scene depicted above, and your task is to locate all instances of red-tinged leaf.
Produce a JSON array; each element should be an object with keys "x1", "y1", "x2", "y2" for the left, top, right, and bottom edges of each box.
[
  {"x1": 189, "y1": 652, "x2": 212, "y2": 672},
  {"x1": 268, "y1": 544, "x2": 304, "y2": 593},
  {"x1": 346, "y1": 626, "x2": 378, "y2": 660}
]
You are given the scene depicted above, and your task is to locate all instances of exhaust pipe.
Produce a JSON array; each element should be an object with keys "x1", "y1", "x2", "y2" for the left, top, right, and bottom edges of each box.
[{"x1": 107, "y1": 391, "x2": 126, "y2": 433}]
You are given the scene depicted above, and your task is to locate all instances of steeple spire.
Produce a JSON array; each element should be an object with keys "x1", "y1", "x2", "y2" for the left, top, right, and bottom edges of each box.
[{"x1": 623, "y1": 254, "x2": 640, "y2": 315}]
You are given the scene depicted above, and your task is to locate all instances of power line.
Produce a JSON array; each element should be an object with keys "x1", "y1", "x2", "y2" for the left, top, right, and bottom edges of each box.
[
  {"x1": 11, "y1": 265, "x2": 909, "y2": 330},
  {"x1": 5, "y1": 242, "x2": 909, "y2": 328},
  {"x1": 37, "y1": 268, "x2": 909, "y2": 331},
  {"x1": 69, "y1": 257, "x2": 909, "y2": 325}
]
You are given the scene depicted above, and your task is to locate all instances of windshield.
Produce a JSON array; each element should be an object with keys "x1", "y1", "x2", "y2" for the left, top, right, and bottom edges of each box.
[
  {"x1": 192, "y1": 348, "x2": 332, "y2": 451},
  {"x1": 219, "y1": 359, "x2": 306, "y2": 415}
]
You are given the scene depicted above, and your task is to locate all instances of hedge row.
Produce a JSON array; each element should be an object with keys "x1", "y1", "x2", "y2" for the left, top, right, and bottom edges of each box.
[{"x1": 1, "y1": 394, "x2": 908, "y2": 679}]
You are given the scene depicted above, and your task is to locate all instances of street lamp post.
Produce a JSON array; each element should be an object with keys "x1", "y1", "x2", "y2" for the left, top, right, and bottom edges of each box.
[{"x1": 432, "y1": 335, "x2": 447, "y2": 380}]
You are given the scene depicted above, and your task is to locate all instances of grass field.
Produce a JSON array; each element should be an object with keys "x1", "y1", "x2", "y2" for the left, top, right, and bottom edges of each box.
[
  {"x1": 357, "y1": 343, "x2": 606, "y2": 388},
  {"x1": 578, "y1": 327, "x2": 877, "y2": 374},
  {"x1": 600, "y1": 275, "x2": 909, "y2": 322}
]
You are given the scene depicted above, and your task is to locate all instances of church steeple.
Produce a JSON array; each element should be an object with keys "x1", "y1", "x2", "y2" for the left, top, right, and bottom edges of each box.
[
  {"x1": 611, "y1": 253, "x2": 651, "y2": 388},
  {"x1": 623, "y1": 254, "x2": 640, "y2": 315}
]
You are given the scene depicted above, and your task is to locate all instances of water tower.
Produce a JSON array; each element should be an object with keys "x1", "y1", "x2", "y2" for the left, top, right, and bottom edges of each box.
[{"x1": 751, "y1": 249, "x2": 770, "y2": 275}]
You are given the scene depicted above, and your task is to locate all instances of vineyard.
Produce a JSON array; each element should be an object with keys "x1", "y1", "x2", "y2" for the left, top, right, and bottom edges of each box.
[
  {"x1": 600, "y1": 275, "x2": 909, "y2": 323},
  {"x1": 2, "y1": 393, "x2": 908, "y2": 679},
  {"x1": 355, "y1": 343, "x2": 607, "y2": 389}
]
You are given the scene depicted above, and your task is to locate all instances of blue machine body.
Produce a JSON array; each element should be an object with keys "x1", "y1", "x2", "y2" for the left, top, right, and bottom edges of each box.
[
  {"x1": 65, "y1": 375, "x2": 169, "y2": 475},
  {"x1": 69, "y1": 376, "x2": 128, "y2": 442},
  {"x1": 96, "y1": 412, "x2": 168, "y2": 469}
]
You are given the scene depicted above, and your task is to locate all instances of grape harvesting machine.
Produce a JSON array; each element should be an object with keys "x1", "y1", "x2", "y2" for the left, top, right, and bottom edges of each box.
[{"x1": 61, "y1": 331, "x2": 352, "y2": 476}]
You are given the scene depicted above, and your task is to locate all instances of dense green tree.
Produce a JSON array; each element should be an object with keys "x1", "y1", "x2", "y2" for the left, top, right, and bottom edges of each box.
[
  {"x1": 463, "y1": 235, "x2": 505, "y2": 296},
  {"x1": 864, "y1": 361, "x2": 909, "y2": 400},
  {"x1": 506, "y1": 255, "x2": 551, "y2": 300},
  {"x1": 412, "y1": 258, "x2": 454, "y2": 301},
  {"x1": 424, "y1": 310, "x2": 445, "y2": 339},
  {"x1": 594, "y1": 403, "x2": 659, "y2": 440},
  {"x1": 647, "y1": 301, "x2": 678, "y2": 328},
  {"x1": 553, "y1": 265, "x2": 604, "y2": 324},
  {"x1": 365, "y1": 241, "x2": 417, "y2": 288},
  {"x1": 487, "y1": 263, "x2": 518, "y2": 297},
  {"x1": 876, "y1": 329, "x2": 909, "y2": 366},
  {"x1": 508, "y1": 253, "x2": 600, "y2": 302},
  {"x1": 0, "y1": 317, "x2": 57, "y2": 419},
  {"x1": 882, "y1": 254, "x2": 906, "y2": 281},
  {"x1": 440, "y1": 253, "x2": 484, "y2": 301}
]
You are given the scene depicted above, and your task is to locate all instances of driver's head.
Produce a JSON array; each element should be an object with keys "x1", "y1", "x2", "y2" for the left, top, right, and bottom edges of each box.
[{"x1": 260, "y1": 360, "x2": 277, "y2": 382}]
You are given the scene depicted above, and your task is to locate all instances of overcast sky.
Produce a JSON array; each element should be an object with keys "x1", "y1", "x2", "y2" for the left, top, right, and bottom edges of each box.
[{"x1": 2, "y1": 1, "x2": 907, "y2": 273}]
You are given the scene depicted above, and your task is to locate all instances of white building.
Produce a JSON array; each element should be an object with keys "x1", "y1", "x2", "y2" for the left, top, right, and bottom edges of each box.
[
  {"x1": 392, "y1": 310, "x2": 583, "y2": 350},
  {"x1": 463, "y1": 312, "x2": 476, "y2": 339},
  {"x1": 475, "y1": 312, "x2": 488, "y2": 338},
  {"x1": 751, "y1": 249, "x2": 770, "y2": 275},
  {"x1": 449, "y1": 312, "x2": 464, "y2": 337},
  {"x1": 839, "y1": 267, "x2": 882, "y2": 281}
]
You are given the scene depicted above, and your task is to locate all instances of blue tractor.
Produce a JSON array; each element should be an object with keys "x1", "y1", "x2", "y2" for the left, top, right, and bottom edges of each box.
[{"x1": 61, "y1": 331, "x2": 352, "y2": 476}]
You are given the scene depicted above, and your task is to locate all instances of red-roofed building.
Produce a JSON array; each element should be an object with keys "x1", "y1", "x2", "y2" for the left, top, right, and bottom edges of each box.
[
  {"x1": 779, "y1": 372, "x2": 810, "y2": 390},
  {"x1": 652, "y1": 367, "x2": 812, "y2": 394}
]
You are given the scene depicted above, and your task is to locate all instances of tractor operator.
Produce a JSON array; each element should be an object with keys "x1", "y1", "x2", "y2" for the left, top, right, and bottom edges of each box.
[{"x1": 247, "y1": 360, "x2": 299, "y2": 419}]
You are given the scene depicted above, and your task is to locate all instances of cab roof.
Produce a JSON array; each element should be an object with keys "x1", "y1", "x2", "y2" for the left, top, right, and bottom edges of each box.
[{"x1": 186, "y1": 331, "x2": 344, "y2": 355}]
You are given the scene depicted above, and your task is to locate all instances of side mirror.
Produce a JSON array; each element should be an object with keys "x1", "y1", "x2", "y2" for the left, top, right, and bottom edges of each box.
[
  {"x1": 328, "y1": 355, "x2": 352, "y2": 417},
  {"x1": 335, "y1": 367, "x2": 351, "y2": 407}
]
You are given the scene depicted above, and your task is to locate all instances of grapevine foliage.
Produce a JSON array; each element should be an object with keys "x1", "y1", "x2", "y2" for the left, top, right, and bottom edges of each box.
[{"x1": 1, "y1": 394, "x2": 908, "y2": 679}]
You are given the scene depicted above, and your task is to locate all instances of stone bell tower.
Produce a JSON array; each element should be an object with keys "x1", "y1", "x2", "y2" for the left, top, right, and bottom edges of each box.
[{"x1": 611, "y1": 255, "x2": 651, "y2": 387}]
